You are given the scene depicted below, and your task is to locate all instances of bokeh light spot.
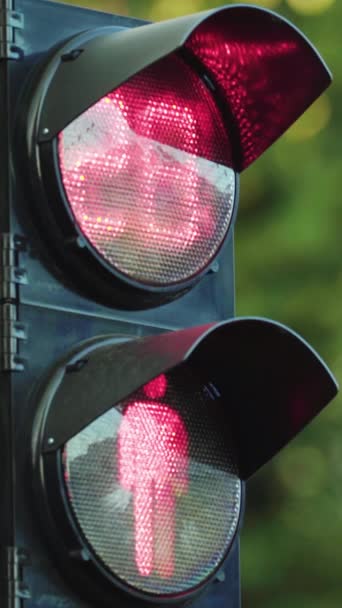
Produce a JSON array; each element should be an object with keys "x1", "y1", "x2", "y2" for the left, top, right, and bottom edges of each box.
[
  {"x1": 149, "y1": 0, "x2": 199, "y2": 20},
  {"x1": 285, "y1": 94, "x2": 331, "y2": 141},
  {"x1": 286, "y1": 0, "x2": 336, "y2": 15},
  {"x1": 237, "y1": 0, "x2": 281, "y2": 8},
  {"x1": 276, "y1": 445, "x2": 327, "y2": 498}
]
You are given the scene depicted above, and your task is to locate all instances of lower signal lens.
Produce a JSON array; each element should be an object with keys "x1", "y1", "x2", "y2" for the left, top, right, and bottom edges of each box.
[
  {"x1": 62, "y1": 368, "x2": 241, "y2": 597},
  {"x1": 58, "y1": 53, "x2": 235, "y2": 288}
]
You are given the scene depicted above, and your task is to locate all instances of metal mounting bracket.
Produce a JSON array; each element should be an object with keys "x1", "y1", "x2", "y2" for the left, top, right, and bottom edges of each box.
[
  {"x1": 0, "y1": 234, "x2": 27, "y2": 371},
  {"x1": 0, "y1": 546, "x2": 31, "y2": 607},
  {"x1": 0, "y1": 5, "x2": 24, "y2": 60}
]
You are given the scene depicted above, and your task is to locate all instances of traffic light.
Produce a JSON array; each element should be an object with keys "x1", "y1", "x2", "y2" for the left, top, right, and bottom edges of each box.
[{"x1": 0, "y1": 1, "x2": 338, "y2": 607}]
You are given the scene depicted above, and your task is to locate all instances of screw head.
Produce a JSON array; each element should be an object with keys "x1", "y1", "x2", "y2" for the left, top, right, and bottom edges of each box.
[
  {"x1": 210, "y1": 260, "x2": 220, "y2": 273},
  {"x1": 215, "y1": 570, "x2": 226, "y2": 583}
]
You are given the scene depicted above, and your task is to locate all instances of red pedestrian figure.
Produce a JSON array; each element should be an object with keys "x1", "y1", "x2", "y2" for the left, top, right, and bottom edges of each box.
[{"x1": 118, "y1": 375, "x2": 188, "y2": 578}]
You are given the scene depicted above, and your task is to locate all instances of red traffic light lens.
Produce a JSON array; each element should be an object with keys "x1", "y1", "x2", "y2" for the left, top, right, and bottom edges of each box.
[
  {"x1": 62, "y1": 369, "x2": 241, "y2": 597},
  {"x1": 58, "y1": 54, "x2": 235, "y2": 288}
]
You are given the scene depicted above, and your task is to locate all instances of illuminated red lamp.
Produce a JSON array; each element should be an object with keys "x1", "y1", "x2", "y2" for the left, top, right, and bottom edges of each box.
[
  {"x1": 118, "y1": 394, "x2": 188, "y2": 579},
  {"x1": 58, "y1": 54, "x2": 235, "y2": 287},
  {"x1": 25, "y1": 5, "x2": 331, "y2": 307},
  {"x1": 117, "y1": 375, "x2": 189, "y2": 581},
  {"x1": 59, "y1": 364, "x2": 242, "y2": 597}
]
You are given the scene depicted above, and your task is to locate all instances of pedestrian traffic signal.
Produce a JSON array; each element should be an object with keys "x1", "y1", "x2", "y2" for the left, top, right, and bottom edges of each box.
[
  {"x1": 0, "y1": 1, "x2": 337, "y2": 607},
  {"x1": 32, "y1": 317, "x2": 336, "y2": 608}
]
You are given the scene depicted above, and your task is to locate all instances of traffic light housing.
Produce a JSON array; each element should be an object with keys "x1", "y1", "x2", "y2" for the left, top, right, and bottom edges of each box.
[{"x1": 0, "y1": 1, "x2": 338, "y2": 607}]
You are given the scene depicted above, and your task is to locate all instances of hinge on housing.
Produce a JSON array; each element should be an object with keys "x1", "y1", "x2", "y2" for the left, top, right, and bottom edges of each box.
[
  {"x1": 0, "y1": 5, "x2": 24, "y2": 60},
  {"x1": 0, "y1": 234, "x2": 27, "y2": 371},
  {"x1": 0, "y1": 546, "x2": 31, "y2": 607}
]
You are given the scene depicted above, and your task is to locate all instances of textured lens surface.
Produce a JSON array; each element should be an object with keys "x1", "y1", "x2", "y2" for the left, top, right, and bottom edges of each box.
[
  {"x1": 58, "y1": 54, "x2": 235, "y2": 287},
  {"x1": 63, "y1": 367, "x2": 241, "y2": 596}
]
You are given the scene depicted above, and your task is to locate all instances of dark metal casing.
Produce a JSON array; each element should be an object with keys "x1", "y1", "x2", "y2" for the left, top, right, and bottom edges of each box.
[{"x1": 0, "y1": 0, "x2": 337, "y2": 607}]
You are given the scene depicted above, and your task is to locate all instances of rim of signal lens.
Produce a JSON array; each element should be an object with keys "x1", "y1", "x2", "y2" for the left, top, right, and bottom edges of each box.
[{"x1": 22, "y1": 28, "x2": 238, "y2": 309}]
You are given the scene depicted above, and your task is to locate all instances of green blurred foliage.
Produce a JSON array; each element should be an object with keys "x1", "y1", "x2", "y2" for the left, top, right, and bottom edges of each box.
[{"x1": 55, "y1": 0, "x2": 342, "y2": 605}]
